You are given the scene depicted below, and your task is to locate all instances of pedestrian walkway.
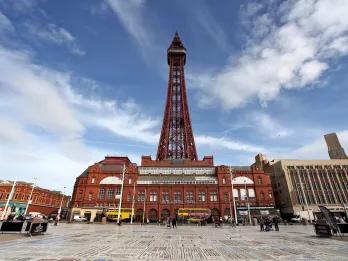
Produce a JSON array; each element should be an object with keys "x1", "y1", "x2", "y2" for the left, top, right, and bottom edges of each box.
[{"x1": 0, "y1": 223, "x2": 347, "y2": 260}]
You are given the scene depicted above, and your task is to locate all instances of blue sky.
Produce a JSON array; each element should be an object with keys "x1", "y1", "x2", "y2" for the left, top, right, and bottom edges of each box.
[{"x1": 1, "y1": 0, "x2": 348, "y2": 194}]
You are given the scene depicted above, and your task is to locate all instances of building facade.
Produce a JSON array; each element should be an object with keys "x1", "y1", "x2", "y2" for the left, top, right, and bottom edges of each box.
[
  {"x1": 324, "y1": 133, "x2": 348, "y2": 159},
  {"x1": 259, "y1": 157, "x2": 348, "y2": 219},
  {"x1": 69, "y1": 33, "x2": 275, "y2": 223},
  {"x1": 0, "y1": 180, "x2": 70, "y2": 219},
  {"x1": 69, "y1": 156, "x2": 275, "y2": 223}
]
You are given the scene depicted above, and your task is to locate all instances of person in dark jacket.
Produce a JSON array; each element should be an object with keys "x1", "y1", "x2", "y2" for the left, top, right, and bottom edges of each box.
[
  {"x1": 172, "y1": 217, "x2": 177, "y2": 229},
  {"x1": 259, "y1": 217, "x2": 264, "y2": 231},
  {"x1": 273, "y1": 216, "x2": 279, "y2": 231}
]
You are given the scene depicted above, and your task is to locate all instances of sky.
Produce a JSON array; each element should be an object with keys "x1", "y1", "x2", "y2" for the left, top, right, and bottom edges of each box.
[{"x1": 0, "y1": 0, "x2": 348, "y2": 195}]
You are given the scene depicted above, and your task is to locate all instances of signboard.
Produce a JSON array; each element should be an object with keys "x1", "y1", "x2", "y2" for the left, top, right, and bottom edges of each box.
[
  {"x1": 314, "y1": 224, "x2": 332, "y2": 237},
  {"x1": 260, "y1": 210, "x2": 269, "y2": 215},
  {"x1": 239, "y1": 211, "x2": 248, "y2": 216},
  {"x1": 318, "y1": 206, "x2": 337, "y2": 231},
  {"x1": 29, "y1": 223, "x2": 48, "y2": 235}
]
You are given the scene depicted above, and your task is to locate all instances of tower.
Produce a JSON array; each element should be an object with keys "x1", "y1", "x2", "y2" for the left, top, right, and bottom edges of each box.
[
  {"x1": 324, "y1": 133, "x2": 348, "y2": 159},
  {"x1": 156, "y1": 32, "x2": 198, "y2": 161}
]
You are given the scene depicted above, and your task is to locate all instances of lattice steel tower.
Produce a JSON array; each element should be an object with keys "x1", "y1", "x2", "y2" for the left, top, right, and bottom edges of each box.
[{"x1": 156, "y1": 32, "x2": 198, "y2": 161}]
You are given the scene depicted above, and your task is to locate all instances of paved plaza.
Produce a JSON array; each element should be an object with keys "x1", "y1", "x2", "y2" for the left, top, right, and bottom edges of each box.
[{"x1": 0, "y1": 223, "x2": 347, "y2": 261}]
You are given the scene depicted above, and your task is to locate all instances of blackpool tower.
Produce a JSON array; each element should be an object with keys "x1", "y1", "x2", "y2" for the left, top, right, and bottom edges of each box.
[{"x1": 156, "y1": 32, "x2": 198, "y2": 161}]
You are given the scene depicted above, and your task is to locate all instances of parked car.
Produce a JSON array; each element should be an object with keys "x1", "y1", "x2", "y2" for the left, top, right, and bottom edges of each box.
[{"x1": 73, "y1": 215, "x2": 87, "y2": 222}]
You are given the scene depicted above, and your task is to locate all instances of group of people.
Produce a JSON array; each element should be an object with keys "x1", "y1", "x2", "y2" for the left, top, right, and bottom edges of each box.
[
  {"x1": 259, "y1": 216, "x2": 280, "y2": 232},
  {"x1": 164, "y1": 216, "x2": 177, "y2": 229}
]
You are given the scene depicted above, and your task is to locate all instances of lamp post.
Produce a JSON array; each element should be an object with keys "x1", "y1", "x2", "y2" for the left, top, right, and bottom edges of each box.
[
  {"x1": 24, "y1": 178, "x2": 37, "y2": 216},
  {"x1": 229, "y1": 166, "x2": 238, "y2": 225},
  {"x1": 130, "y1": 181, "x2": 136, "y2": 224},
  {"x1": 142, "y1": 188, "x2": 147, "y2": 224},
  {"x1": 57, "y1": 186, "x2": 66, "y2": 224},
  {"x1": 117, "y1": 164, "x2": 126, "y2": 224},
  {"x1": 244, "y1": 180, "x2": 252, "y2": 224},
  {"x1": 296, "y1": 182, "x2": 311, "y2": 221},
  {"x1": 1, "y1": 179, "x2": 16, "y2": 221}
]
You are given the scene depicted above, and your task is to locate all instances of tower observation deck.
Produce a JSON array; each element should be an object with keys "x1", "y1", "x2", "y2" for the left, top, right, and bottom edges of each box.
[{"x1": 156, "y1": 32, "x2": 198, "y2": 161}]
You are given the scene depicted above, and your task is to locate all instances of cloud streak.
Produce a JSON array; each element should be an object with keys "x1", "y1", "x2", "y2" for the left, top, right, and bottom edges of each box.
[
  {"x1": 106, "y1": 0, "x2": 150, "y2": 47},
  {"x1": 25, "y1": 23, "x2": 85, "y2": 56}
]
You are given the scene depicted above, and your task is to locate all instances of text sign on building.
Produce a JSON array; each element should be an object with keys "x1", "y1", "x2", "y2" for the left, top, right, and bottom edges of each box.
[{"x1": 138, "y1": 167, "x2": 215, "y2": 175}]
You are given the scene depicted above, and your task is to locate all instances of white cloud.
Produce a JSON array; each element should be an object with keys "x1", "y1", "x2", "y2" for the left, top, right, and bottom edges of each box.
[
  {"x1": 269, "y1": 130, "x2": 348, "y2": 160},
  {"x1": 25, "y1": 23, "x2": 85, "y2": 56},
  {"x1": 0, "y1": 46, "x2": 84, "y2": 138},
  {"x1": 190, "y1": 0, "x2": 348, "y2": 109},
  {"x1": 195, "y1": 135, "x2": 265, "y2": 153},
  {"x1": 106, "y1": 0, "x2": 149, "y2": 47},
  {"x1": 0, "y1": 11, "x2": 14, "y2": 33},
  {"x1": 0, "y1": 44, "x2": 155, "y2": 193},
  {"x1": 0, "y1": 116, "x2": 30, "y2": 143},
  {"x1": 248, "y1": 111, "x2": 292, "y2": 138}
]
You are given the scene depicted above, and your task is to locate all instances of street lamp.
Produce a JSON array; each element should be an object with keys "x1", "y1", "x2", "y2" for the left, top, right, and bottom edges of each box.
[
  {"x1": 229, "y1": 166, "x2": 238, "y2": 225},
  {"x1": 117, "y1": 164, "x2": 126, "y2": 224},
  {"x1": 296, "y1": 182, "x2": 311, "y2": 221},
  {"x1": 1, "y1": 178, "x2": 16, "y2": 221},
  {"x1": 244, "y1": 180, "x2": 252, "y2": 224},
  {"x1": 130, "y1": 181, "x2": 136, "y2": 224},
  {"x1": 57, "y1": 186, "x2": 66, "y2": 224},
  {"x1": 24, "y1": 178, "x2": 37, "y2": 216}
]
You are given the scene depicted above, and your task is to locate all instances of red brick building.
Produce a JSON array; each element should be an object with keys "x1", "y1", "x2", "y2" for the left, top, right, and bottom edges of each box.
[
  {"x1": 69, "y1": 33, "x2": 275, "y2": 223},
  {"x1": 70, "y1": 156, "x2": 275, "y2": 223},
  {"x1": 0, "y1": 180, "x2": 70, "y2": 219}
]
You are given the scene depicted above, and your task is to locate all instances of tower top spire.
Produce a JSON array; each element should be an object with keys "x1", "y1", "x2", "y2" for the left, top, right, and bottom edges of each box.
[{"x1": 167, "y1": 31, "x2": 186, "y2": 64}]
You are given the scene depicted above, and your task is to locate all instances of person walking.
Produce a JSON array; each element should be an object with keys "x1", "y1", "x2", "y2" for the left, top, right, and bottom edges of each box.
[
  {"x1": 273, "y1": 216, "x2": 279, "y2": 231},
  {"x1": 172, "y1": 216, "x2": 177, "y2": 229},
  {"x1": 259, "y1": 217, "x2": 264, "y2": 231},
  {"x1": 166, "y1": 216, "x2": 171, "y2": 228}
]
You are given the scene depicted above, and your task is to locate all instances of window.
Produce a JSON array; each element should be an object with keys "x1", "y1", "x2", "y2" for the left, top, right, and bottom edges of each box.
[
  {"x1": 210, "y1": 192, "x2": 218, "y2": 202},
  {"x1": 107, "y1": 189, "x2": 114, "y2": 199},
  {"x1": 14, "y1": 194, "x2": 18, "y2": 199},
  {"x1": 150, "y1": 192, "x2": 157, "y2": 202},
  {"x1": 137, "y1": 191, "x2": 145, "y2": 201},
  {"x1": 268, "y1": 191, "x2": 273, "y2": 199},
  {"x1": 223, "y1": 192, "x2": 228, "y2": 202},
  {"x1": 99, "y1": 188, "x2": 105, "y2": 199},
  {"x1": 0, "y1": 193, "x2": 2, "y2": 199},
  {"x1": 222, "y1": 178, "x2": 226, "y2": 184},
  {"x1": 198, "y1": 192, "x2": 206, "y2": 202},
  {"x1": 88, "y1": 193, "x2": 93, "y2": 201},
  {"x1": 258, "y1": 176, "x2": 263, "y2": 185},
  {"x1": 127, "y1": 193, "x2": 132, "y2": 202},
  {"x1": 79, "y1": 193, "x2": 83, "y2": 199},
  {"x1": 91, "y1": 177, "x2": 95, "y2": 184},
  {"x1": 174, "y1": 192, "x2": 181, "y2": 203},
  {"x1": 260, "y1": 192, "x2": 265, "y2": 200},
  {"x1": 248, "y1": 189, "x2": 255, "y2": 198},
  {"x1": 115, "y1": 187, "x2": 121, "y2": 195},
  {"x1": 128, "y1": 178, "x2": 132, "y2": 184},
  {"x1": 233, "y1": 189, "x2": 239, "y2": 199},
  {"x1": 162, "y1": 192, "x2": 169, "y2": 203},
  {"x1": 240, "y1": 189, "x2": 247, "y2": 200},
  {"x1": 186, "y1": 192, "x2": 194, "y2": 203}
]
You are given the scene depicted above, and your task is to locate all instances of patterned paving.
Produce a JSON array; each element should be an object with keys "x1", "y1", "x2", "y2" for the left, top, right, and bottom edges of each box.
[{"x1": 0, "y1": 223, "x2": 347, "y2": 261}]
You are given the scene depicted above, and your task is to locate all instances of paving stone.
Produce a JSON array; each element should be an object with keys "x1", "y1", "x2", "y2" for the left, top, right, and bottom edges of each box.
[{"x1": 0, "y1": 223, "x2": 347, "y2": 260}]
